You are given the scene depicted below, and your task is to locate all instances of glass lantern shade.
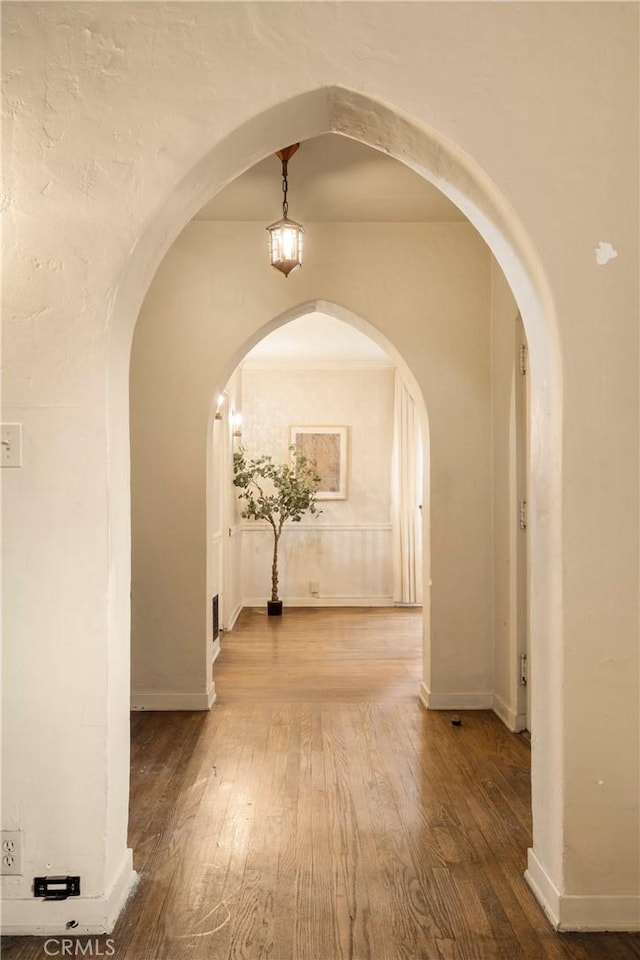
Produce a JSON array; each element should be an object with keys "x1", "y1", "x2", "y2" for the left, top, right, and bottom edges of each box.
[{"x1": 266, "y1": 216, "x2": 304, "y2": 277}]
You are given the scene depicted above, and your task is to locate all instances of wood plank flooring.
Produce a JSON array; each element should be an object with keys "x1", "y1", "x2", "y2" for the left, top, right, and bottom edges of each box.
[{"x1": 3, "y1": 607, "x2": 639, "y2": 959}]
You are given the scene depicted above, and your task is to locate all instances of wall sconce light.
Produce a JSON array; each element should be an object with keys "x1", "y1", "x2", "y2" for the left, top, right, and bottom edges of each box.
[
  {"x1": 266, "y1": 144, "x2": 304, "y2": 278},
  {"x1": 214, "y1": 393, "x2": 226, "y2": 420},
  {"x1": 232, "y1": 413, "x2": 243, "y2": 439}
]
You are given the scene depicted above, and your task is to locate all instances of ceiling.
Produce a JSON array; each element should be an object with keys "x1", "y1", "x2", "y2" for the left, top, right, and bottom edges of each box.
[
  {"x1": 194, "y1": 133, "x2": 466, "y2": 223},
  {"x1": 204, "y1": 135, "x2": 465, "y2": 362},
  {"x1": 244, "y1": 312, "x2": 391, "y2": 363}
]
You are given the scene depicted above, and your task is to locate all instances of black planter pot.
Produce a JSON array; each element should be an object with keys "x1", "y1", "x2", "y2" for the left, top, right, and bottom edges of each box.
[{"x1": 267, "y1": 600, "x2": 283, "y2": 616}]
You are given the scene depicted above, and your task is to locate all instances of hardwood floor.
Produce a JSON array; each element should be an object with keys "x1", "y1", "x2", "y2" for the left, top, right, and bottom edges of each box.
[
  {"x1": 213, "y1": 607, "x2": 424, "y2": 703},
  {"x1": 3, "y1": 607, "x2": 640, "y2": 959}
]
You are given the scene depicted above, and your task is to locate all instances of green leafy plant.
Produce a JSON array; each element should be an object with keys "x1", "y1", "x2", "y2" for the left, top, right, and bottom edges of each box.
[{"x1": 233, "y1": 446, "x2": 321, "y2": 604}]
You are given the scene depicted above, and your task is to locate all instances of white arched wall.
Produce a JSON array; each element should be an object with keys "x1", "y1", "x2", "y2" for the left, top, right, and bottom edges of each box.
[
  {"x1": 8, "y1": 87, "x2": 567, "y2": 932},
  {"x1": 125, "y1": 89, "x2": 565, "y2": 928},
  {"x1": 131, "y1": 220, "x2": 492, "y2": 706},
  {"x1": 209, "y1": 298, "x2": 431, "y2": 654},
  {"x1": 4, "y1": 2, "x2": 638, "y2": 936}
]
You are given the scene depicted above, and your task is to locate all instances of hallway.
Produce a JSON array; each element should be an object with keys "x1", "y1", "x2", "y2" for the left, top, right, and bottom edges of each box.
[{"x1": 3, "y1": 609, "x2": 639, "y2": 959}]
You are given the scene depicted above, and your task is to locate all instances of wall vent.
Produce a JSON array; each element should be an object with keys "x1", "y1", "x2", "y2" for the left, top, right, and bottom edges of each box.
[{"x1": 212, "y1": 595, "x2": 219, "y2": 641}]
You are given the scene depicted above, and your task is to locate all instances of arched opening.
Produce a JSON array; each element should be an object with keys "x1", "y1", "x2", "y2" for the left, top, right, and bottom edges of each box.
[
  {"x1": 117, "y1": 87, "x2": 562, "y2": 921},
  {"x1": 205, "y1": 301, "x2": 430, "y2": 691}
]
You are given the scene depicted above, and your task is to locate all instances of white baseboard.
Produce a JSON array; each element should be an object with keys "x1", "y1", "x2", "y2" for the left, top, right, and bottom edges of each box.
[
  {"x1": 525, "y1": 848, "x2": 640, "y2": 931},
  {"x1": 225, "y1": 601, "x2": 243, "y2": 632},
  {"x1": 515, "y1": 712, "x2": 528, "y2": 732},
  {"x1": 1, "y1": 849, "x2": 137, "y2": 935},
  {"x1": 526, "y1": 847, "x2": 561, "y2": 928},
  {"x1": 243, "y1": 596, "x2": 395, "y2": 608},
  {"x1": 492, "y1": 693, "x2": 527, "y2": 732},
  {"x1": 131, "y1": 688, "x2": 215, "y2": 711},
  {"x1": 419, "y1": 684, "x2": 493, "y2": 711},
  {"x1": 212, "y1": 637, "x2": 221, "y2": 664},
  {"x1": 557, "y1": 895, "x2": 640, "y2": 931}
]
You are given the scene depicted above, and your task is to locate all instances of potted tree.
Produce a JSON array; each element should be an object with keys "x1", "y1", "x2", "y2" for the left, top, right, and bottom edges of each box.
[{"x1": 233, "y1": 446, "x2": 321, "y2": 615}]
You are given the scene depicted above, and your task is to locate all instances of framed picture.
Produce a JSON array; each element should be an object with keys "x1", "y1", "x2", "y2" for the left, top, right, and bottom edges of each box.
[{"x1": 290, "y1": 425, "x2": 348, "y2": 500}]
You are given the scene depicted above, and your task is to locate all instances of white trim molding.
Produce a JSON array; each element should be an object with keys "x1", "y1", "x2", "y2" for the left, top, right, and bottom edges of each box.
[
  {"x1": 525, "y1": 849, "x2": 640, "y2": 931},
  {"x1": 243, "y1": 596, "x2": 394, "y2": 609},
  {"x1": 492, "y1": 693, "x2": 527, "y2": 732},
  {"x1": 556, "y1": 896, "x2": 640, "y2": 932},
  {"x1": 131, "y1": 688, "x2": 216, "y2": 711},
  {"x1": 211, "y1": 637, "x2": 221, "y2": 664},
  {"x1": 225, "y1": 601, "x2": 243, "y2": 632},
  {"x1": 1, "y1": 850, "x2": 137, "y2": 936},
  {"x1": 241, "y1": 522, "x2": 393, "y2": 533},
  {"x1": 526, "y1": 848, "x2": 561, "y2": 928},
  {"x1": 420, "y1": 684, "x2": 493, "y2": 711}
]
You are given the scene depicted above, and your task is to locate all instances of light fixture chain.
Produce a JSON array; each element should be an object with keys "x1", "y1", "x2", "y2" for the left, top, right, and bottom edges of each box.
[{"x1": 281, "y1": 158, "x2": 289, "y2": 218}]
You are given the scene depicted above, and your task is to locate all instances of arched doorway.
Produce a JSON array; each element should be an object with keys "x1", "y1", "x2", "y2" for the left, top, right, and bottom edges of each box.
[
  {"x1": 117, "y1": 87, "x2": 562, "y2": 926},
  {"x1": 207, "y1": 300, "x2": 430, "y2": 657}
]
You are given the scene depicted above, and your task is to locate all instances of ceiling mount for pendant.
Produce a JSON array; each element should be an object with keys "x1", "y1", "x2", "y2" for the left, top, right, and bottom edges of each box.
[
  {"x1": 275, "y1": 143, "x2": 300, "y2": 168},
  {"x1": 266, "y1": 143, "x2": 304, "y2": 278}
]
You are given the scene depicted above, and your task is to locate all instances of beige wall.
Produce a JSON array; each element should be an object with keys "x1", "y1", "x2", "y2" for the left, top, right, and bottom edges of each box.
[
  {"x1": 130, "y1": 219, "x2": 492, "y2": 704},
  {"x1": 2, "y1": 1, "x2": 638, "y2": 934},
  {"x1": 240, "y1": 362, "x2": 396, "y2": 605}
]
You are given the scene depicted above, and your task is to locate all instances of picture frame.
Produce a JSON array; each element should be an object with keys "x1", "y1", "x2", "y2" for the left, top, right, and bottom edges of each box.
[{"x1": 290, "y1": 425, "x2": 348, "y2": 500}]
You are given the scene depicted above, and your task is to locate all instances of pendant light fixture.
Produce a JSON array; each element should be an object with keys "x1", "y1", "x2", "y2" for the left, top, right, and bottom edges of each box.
[{"x1": 266, "y1": 143, "x2": 304, "y2": 277}]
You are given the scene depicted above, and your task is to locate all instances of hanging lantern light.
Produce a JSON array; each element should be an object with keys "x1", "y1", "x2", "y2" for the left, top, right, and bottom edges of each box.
[{"x1": 266, "y1": 144, "x2": 304, "y2": 277}]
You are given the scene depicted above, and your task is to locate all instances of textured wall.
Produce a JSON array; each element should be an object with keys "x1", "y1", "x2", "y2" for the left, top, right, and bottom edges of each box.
[{"x1": 2, "y1": 0, "x2": 638, "y2": 933}]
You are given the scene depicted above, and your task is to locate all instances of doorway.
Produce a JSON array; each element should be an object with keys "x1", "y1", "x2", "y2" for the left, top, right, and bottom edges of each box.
[
  {"x1": 212, "y1": 306, "x2": 428, "y2": 635},
  {"x1": 122, "y1": 89, "x2": 562, "y2": 931}
]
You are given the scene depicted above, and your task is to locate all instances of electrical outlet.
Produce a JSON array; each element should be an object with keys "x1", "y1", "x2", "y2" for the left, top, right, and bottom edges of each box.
[{"x1": 1, "y1": 831, "x2": 23, "y2": 875}]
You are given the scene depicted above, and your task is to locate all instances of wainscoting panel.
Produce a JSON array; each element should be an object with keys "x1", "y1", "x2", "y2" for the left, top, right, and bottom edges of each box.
[{"x1": 241, "y1": 523, "x2": 393, "y2": 605}]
